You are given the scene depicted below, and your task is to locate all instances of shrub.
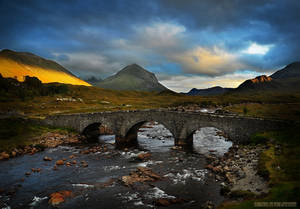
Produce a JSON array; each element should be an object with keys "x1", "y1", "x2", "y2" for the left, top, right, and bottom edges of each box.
[
  {"x1": 243, "y1": 107, "x2": 248, "y2": 114},
  {"x1": 257, "y1": 152, "x2": 270, "y2": 180},
  {"x1": 250, "y1": 133, "x2": 268, "y2": 145},
  {"x1": 229, "y1": 190, "x2": 256, "y2": 199}
]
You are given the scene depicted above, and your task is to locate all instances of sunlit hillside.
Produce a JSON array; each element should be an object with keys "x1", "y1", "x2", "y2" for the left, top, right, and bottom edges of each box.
[{"x1": 0, "y1": 50, "x2": 91, "y2": 86}]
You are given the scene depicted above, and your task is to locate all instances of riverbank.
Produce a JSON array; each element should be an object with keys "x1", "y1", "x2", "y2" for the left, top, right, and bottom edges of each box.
[
  {"x1": 0, "y1": 117, "x2": 83, "y2": 160},
  {"x1": 217, "y1": 129, "x2": 300, "y2": 209},
  {"x1": 0, "y1": 132, "x2": 83, "y2": 161},
  {"x1": 205, "y1": 144, "x2": 269, "y2": 197}
]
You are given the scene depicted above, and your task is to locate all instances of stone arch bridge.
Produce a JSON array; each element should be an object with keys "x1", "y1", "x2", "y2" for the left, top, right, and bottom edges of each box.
[{"x1": 42, "y1": 110, "x2": 287, "y2": 147}]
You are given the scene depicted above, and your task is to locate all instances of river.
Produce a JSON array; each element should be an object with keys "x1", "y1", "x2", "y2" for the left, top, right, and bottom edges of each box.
[{"x1": 0, "y1": 122, "x2": 232, "y2": 209}]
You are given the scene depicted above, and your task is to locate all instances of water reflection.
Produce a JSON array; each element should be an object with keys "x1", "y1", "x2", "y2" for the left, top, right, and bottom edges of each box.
[
  {"x1": 99, "y1": 134, "x2": 115, "y2": 144},
  {"x1": 137, "y1": 122, "x2": 174, "y2": 152},
  {"x1": 193, "y1": 127, "x2": 232, "y2": 156},
  {"x1": 98, "y1": 123, "x2": 232, "y2": 156}
]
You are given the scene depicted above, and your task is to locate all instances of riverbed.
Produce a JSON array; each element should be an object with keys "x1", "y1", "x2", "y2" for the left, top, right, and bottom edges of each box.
[{"x1": 0, "y1": 122, "x2": 232, "y2": 209}]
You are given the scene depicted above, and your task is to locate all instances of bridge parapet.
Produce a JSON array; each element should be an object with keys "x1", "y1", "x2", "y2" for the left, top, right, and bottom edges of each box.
[{"x1": 42, "y1": 110, "x2": 289, "y2": 147}]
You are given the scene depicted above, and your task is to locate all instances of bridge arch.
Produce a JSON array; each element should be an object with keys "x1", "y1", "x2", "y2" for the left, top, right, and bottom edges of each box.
[
  {"x1": 82, "y1": 122, "x2": 114, "y2": 142},
  {"x1": 178, "y1": 120, "x2": 232, "y2": 147},
  {"x1": 117, "y1": 119, "x2": 176, "y2": 148},
  {"x1": 185, "y1": 126, "x2": 230, "y2": 144}
]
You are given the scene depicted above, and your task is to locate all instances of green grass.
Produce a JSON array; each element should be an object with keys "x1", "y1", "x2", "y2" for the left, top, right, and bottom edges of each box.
[
  {"x1": 250, "y1": 133, "x2": 269, "y2": 145},
  {"x1": 225, "y1": 103, "x2": 300, "y2": 122}
]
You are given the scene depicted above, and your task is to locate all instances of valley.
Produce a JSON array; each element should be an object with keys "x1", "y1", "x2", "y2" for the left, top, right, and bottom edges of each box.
[{"x1": 0, "y1": 52, "x2": 299, "y2": 208}]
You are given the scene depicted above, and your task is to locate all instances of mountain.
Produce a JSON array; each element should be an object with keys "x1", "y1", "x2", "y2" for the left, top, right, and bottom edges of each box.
[
  {"x1": 84, "y1": 76, "x2": 102, "y2": 86},
  {"x1": 270, "y1": 62, "x2": 300, "y2": 79},
  {"x1": 236, "y1": 62, "x2": 300, "y2": 92},
  {"x1": 235, "y1": 75, "x2": 279, "y2": 91},
  {"x1": 186, "y1": 86, "x2": 233, "y2": 96},
  {"x1": 0, "y1": 49, "x2": 90, "y2": 86},
  {"x1": 95, "y1": 64, "x2": 168, "y2": 92}
]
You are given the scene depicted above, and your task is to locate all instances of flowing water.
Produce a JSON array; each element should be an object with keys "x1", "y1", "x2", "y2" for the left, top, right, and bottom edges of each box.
[{"x1": 0, "y1": 122, "x2": 232, "y2": 209}]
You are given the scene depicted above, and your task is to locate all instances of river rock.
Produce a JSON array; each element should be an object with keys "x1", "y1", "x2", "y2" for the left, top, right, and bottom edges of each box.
[
  {"x1": 213, "y1": 166, "x2": 223, "y2": 173},
  {"x1": 0, "y1": 152, "x2": 10, "y2": 160},
  {"x1": 155, "y1": 198, "x2": 172, "y2": 206},
  {"x1": 48, "y1": 190, "x2": 72, "y2": 206},
  {"x1": 43, "y1": 156, "x2": 52, "y2": 161},
  {"x1": 69, "y1": 155, "x2": 75, "y2": 159},
  {"x1": 80, "y1": 150, "x2": 90, "y2": 154},
  {"x1": 205, "y1": 164, "x2": 214, "y2": 170},
  {"x1": 137, "y1": 152, "x2": 151, "y2": 161},
  {"x1": 11, "y1": 151, "x2": 17, "y2": 157},
  {"x1": 121, "y1": 167, "x2": 162, "y2": 186},
  {"x1": 81, "y1": 161, "x2": 88, "y2": 167},
  {"x1": 225, "y1": 173, "x2": 234, "y2": 183},
  {"x1": 56, "y1": 160, "x2": 64, "y2": 165},
  {"x1": 31, "y1": 168, "x2": 41, "y2": 172}
]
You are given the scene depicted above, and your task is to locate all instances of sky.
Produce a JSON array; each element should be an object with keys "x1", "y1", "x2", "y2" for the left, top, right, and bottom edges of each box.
[{"x1": 1, "y1": 0, "x2": 300, "y2": 92}]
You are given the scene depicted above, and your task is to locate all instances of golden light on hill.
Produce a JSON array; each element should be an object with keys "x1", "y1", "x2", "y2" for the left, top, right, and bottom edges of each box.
[{"x1": 0, "y1": 58, "x2": 91, "y2": 86}]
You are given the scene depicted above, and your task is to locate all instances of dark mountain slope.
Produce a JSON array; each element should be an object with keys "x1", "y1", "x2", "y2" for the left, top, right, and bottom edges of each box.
[{"x1": 186, "y1": 86, "x2": 233, "y2": 96}]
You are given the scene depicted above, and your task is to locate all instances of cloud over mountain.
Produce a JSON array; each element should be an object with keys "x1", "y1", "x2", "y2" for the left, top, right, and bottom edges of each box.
[{"x1": 1, "y1": 0, "x2": 299, "y2": 91}]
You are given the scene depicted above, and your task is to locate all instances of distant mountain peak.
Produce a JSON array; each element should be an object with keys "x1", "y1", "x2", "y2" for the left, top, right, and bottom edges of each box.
[
  {"x1": 84, "y1": 76, "x2": 102, "y2": 86},
  {"x1": 95, "y1": 64, "x2": 168, "y2": 92},
  {"x1": 128, "y1": 63, "x2": 141, "y2": 68},
  {"x1": 186, "y1": 86, "x2": 233, "y2": 96},
  {"x1": 117, "y1": 64, "x2": 152, "y2": 75}
]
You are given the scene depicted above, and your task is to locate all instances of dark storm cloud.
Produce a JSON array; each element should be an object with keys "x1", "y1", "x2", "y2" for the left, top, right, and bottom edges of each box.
[
  {"x1": 0, "y1": 0, "x2": 300, "y2": 82},
  {"x1": 158, "y1": 0, "x2": 300, "y2": 67},
  {"x1": 0, "y1": 0, "x2": 156, "y2": 51}
]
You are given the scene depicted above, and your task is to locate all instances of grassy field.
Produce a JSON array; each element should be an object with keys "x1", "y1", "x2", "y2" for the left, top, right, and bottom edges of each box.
[
  {"x1": 1, "y1": 81, "x2": 300, "y2": 122},
  {"x1": 225, "y1": 103, "x2": 300, "y2": 122}
]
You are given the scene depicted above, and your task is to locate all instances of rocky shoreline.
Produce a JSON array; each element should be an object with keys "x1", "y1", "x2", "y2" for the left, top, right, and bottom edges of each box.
[
  {"x1": 205, "y1": 144, "x2": 269, "y2": 198},
  {"x1": 0, "y1": 132, "x2": 84, "y2": 161}
]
